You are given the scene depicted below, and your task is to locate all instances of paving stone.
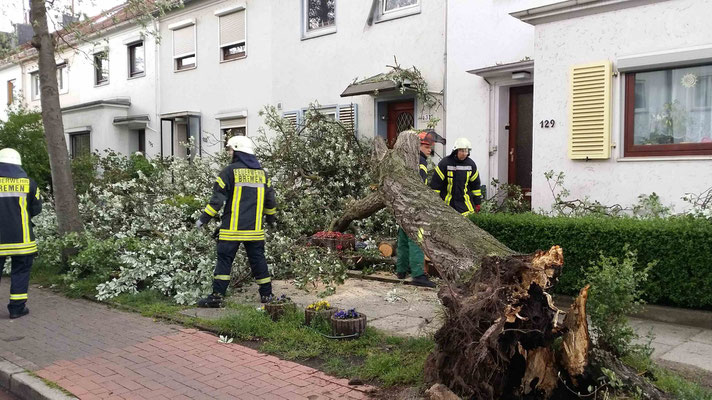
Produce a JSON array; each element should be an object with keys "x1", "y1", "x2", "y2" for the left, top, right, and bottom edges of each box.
[{"x1": 660, "y1": 341, "x2": 712, "y2": 373}]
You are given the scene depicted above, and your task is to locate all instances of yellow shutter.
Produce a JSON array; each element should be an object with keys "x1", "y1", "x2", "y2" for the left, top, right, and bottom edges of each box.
[{"x1": 569, "y1": 61, "x2": 612, "y2": 160}]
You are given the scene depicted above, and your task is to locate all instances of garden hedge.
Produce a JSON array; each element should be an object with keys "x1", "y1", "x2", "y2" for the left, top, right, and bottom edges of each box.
[{"x1": 469, "y1": 213, "x2": 712, "y2": 310}]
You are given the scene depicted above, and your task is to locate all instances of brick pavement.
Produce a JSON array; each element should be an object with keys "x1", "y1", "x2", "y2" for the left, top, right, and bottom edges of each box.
[{"x1": 0, "y1": 281, "x2": 374, "y2": 399}]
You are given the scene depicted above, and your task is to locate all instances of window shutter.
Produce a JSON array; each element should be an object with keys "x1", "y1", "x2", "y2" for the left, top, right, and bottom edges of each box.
[
  {"x1": 283, "y1": 112, "x2": 298, "y2": 127},
  {"x1": 338, "y1": 104, "x2": 357, "y2": 133},
  {"x1": 220, "y1": 117, "x2": 245, "y2": 129},
  {"x1": 173, "y1": 25, "x2": 195, "y2": 56},
  {"x1": 569, "y1": 61, "x2": 612, "y2": 160},
  {"x1": 220, "y1": 10, "x2": 246, "y2": 46}
]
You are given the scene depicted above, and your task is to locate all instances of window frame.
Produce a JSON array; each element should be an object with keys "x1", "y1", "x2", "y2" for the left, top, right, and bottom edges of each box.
[
  {"x1": 69, "y1": 132, "x2": 91, "y2": 159},
  {"x1": 6, "y1": 79, "x2": 15, "y2": 105},
  {"x1": 624, "y1": 69, "x2": 712, "y2": 157},
  {"x1": 217, "y1": 8, "x2": 247, "y2": 62},
  {"x1": 375, "y1": 0, "x2": 421, "y2": 23},
  {"x1": 30, "y1": 71, "x2": 40, "y2": 101},
  {"x1": 94, "y1": 51, "x2": 110, "y2": 86},
  {"x1": 56, "y1": 62, "x2": 69, "y2": 95},
  {"x1": 382, "y1": 0, "x2": 420, "y2": 15},
  {"x1": 170, "y1": 20, "x2": 197, "y2": 72},
  {"x1": 301, "y1": 0, "x2": 336, "y2": 40},
  {"x1": 127, "y1": 41, "x2": 146, "y2": 79}
]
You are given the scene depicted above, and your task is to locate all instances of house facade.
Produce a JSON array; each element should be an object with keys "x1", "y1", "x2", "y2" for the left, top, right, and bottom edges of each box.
[{"x1": 1, "y1": 0, "x2": 709, "y2": 212}]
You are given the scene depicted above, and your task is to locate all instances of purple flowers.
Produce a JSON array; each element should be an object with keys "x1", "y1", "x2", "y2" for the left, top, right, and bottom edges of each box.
[{"x1": 333, "y1": 308, "x2": 360, "y2": 319}]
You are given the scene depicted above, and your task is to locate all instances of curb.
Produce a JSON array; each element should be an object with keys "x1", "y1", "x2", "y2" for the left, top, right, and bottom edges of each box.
[{"x1": 0, "y1": 360, "x2": 77, "y2": 400}]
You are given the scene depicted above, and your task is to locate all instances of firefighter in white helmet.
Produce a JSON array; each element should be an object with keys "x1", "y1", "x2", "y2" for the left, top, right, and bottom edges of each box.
[
  {"x1": 0, "y1": 148, "x2": 42, "y2": 319},
  {"x1": 429, "y1": 137, "x2": 482, "y2": 216},
  {"x1": 195, "y1": 136, "x2": 276, "y2": 307}
]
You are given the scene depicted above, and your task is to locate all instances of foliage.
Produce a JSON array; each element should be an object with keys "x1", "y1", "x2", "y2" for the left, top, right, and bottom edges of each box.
[
  {"x1": 682, "y1": 186, "x2": 712, "y2": 218},
  {"x1": 544, "y1": 170, "x2": 625, "y2": 217},
  {"x1": 306, "y1": 300, "x2": 332, "y2": 311},
  {"x1": 583, "y1": 245, "x2": 654, "y2": 356},
  {"x1": 480, "y1": 178, "x2": 529, "y2": 214},
  {"x1": 383, "y1": 56, "x2": 443, "y2": 114},
  {"x1": 469, "y1": 212, "x2": 712, "y2": 309},
  {"x1": 269, "y1": 294, "x2": 293, "y2": 305},
  {"x1": 632, "y1": 193, "x2": 671, "y2": 219},
  {"x1": 0, "y1": 106, "x2": 51, "y2": 189},
  {"x1": 623, "y1": 352, "x2": 712, "y2": 400}
]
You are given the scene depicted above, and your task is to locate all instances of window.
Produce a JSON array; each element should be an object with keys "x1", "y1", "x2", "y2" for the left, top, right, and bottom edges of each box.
[
  {"x1": 383, "y1": 0, "x2": 419, "y2": 14},
  {"x1": 128, "y1": 42, "x2": 145, "y2": 78},
  {"x1": 138, "y1": 129, "x2": 146, "y2": 153},
  {"x1": 70, "y1": 133, "x2": 91, "y2": 158},
  {"x1": 218, "y1": 9, "x2": 246, "y2": 61},
  {"x1": 6, "y1": 79, "x2": 15, "y2": 105},
  {"x1": 171, "y1": 21, "x2": 196, "y2": 71},
  {"x1": 94, "y1": 51, "x2": 109, "y2": 85},
  {"x1": 222, "y1": 126, "x2": 246, "y2": 147},
  {"x1": 625, "y1": 64, "x2": 712, "y2": 156},
  {"x1": 30, "y1": 72, "x2": 40, "y2": 100},
  {"x1": 303, "y1": 0, "x2": 335, "y2": 39},
  {"x1": 57, "y1": 62, "x2": 68, "y2": 94}
]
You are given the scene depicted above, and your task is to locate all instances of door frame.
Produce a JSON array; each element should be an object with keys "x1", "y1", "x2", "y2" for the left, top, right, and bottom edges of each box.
[
  {"x1": 374, "y1": 95, "x2": 418, "y2": 144},
  {"x1": 386, "y1": 100, "x2": 416, "y2": 147},
  {"x1": 508, "y1": 85, "x2": 533, "y2": 193}
]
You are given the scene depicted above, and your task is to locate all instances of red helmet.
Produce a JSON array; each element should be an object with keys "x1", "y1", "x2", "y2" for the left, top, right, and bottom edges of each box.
[{"x1": 418, "y1": 131, "x2": 434, "y2": 146}]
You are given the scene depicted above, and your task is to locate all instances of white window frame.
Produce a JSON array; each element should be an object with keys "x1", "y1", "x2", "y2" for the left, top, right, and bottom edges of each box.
[
  {"x1": 30, "y1": 71, "x2": 40, "y2": 101},
  {"x1": 215, "y1": 5, "x2": 247, "y2": 63},
  {"x1": 376, "y1": 0, "x2": 421, "y2": 23},
  {"x1": 57, "y1": 62, "x2": 69, "y2": 95},
  {"x1": 169, "y1": 19, "x2": 197, "y2": 72},
  {"x1": 301, "y1": 0, "x2": 336, "y2": 40},
  {"x1": 93, "y1": 50, "x2": 110, "y2": 86},
  {"x1": 126, "y1": 40, "x2": 146, "y2": 79}
]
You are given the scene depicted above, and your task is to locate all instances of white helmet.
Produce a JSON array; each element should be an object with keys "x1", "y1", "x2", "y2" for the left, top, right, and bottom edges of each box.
[
  {"x1": 453, "y1": 137, "x2": 472, "y2": 151},
  {"x1": 0, "y1": 148, "x2": 22, "y2": 166},
  {"x1": 226, "y1": 135, "x2": 255, "y2": 155}
]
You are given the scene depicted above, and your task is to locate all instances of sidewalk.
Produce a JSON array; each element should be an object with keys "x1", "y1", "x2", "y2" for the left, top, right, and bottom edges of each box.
[{"x1": 0, "y1": 280, "x2": 374, "y2": 400}]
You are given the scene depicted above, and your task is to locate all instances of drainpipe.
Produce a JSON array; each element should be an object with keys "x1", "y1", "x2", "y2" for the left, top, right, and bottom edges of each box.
[
  {"x1": 442, "y1": 0, "x2": 448, "y2": 149},
  {"x1": 153, "y1": 18, "x2": 161, "y2": 157}
]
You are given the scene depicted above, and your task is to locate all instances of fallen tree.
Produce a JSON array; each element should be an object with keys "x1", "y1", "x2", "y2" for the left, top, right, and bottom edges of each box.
[{"x1": 332, "y1": 131, "x2": 670, "y2": 399}]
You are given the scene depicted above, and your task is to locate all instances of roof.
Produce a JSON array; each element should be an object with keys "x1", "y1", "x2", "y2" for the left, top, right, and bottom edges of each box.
[
  {"x1": 468, "y1": 60, "x2": 534, "y2": 83},
  {"x1": 511, "y1": 0, "x2": 670, "y2": 26},
  {"x1": 340, "y1": 72, "x2": 412, "y2": 97},
  {"x1": 61, "y1": 98, "x2": 131, "y2": 113}
]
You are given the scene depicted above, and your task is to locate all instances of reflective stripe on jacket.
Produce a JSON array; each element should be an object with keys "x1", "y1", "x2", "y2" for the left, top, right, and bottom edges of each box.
[
  {"x1": 429, "y1": 154, "x2": 481, "y2": 215},
  {"x1": 199, "y1": 160, "x2": 276, "y2": 241},
  {"x1": 0, "y1": 172, "x2": 42, "y2": 256}
]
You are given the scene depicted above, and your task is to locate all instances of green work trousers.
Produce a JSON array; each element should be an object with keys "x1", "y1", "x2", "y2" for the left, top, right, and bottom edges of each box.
[{"x1": 395, "y1": 228, "x2": 424, "y2": 277}]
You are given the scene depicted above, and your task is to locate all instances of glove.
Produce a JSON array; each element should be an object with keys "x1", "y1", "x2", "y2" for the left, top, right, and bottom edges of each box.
[
  {"x1": 195, "y1": 219, "x2": 205, "y2": 229},
  {"x1": 266, "y1": 214, "x2": 276, "y2": 227},
  {"x1": 475, "y1": 204, "x2": 481, "y2": 213}
]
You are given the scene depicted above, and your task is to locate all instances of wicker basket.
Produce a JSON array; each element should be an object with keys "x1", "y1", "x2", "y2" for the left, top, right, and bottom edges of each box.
[
  {"x1": 331, "y1": 313, "x2": 367, "y2": 338},
  {"x1": 305, "y1": 307, "x2": 336, "y2": 326},
  {"x1": 264, "y1": 302, "x2": 296, "y2": 321}
]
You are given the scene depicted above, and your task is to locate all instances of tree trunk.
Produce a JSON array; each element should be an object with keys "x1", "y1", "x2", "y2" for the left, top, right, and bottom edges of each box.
[
  {"x1": 332, "y1": 131, "x2": 671, "y2": 400},
  {"x1": 30, "y1": 0, "x2": 83, "y2": 235},
  {"x1": 329, "y1": 192, "x2": 384, "y2": 232}
]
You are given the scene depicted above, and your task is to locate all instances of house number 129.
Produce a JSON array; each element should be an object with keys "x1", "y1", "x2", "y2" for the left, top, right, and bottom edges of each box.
[{"x1": 540, "y1": 120, "x2": 555, "y2": 128}]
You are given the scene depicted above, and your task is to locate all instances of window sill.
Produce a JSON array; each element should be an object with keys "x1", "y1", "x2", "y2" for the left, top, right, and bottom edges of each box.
[
  {"x1": 374, "y1": 7, "x2": 421, "y2": 24},
  {"x1": 301, "y1": 26, "x2": 336, "y2": 41},
  {"x1": 220, "y1": 55, "x2": 247, "y2": 63},
  {"x1": 128, "y1": 73, "x2": 146, "y2": 80},
  {"x1": 617, "y1": 155, "x2": 712, "y2": 162},
  {"x1": 94, "y1": 82, "x2": 109, "y2": 87},
  {"x1": 174, "y1": 66, "x2": 197, "y2": 73}
]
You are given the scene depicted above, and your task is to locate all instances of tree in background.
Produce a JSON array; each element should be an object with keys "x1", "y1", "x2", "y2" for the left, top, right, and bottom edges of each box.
[{"x1": 0, "y1": 105, "x2": 51, "y2": 189}]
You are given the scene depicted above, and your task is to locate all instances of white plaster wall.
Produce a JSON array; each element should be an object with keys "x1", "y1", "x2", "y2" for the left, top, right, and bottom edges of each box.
[
  {"x1": 532, "y1": 0, "x2": 712, "y2": 212},
  {"x1": 0, "y1": 64, "x2": 24, "y2": 121},
  {"x1": 446, "y1": 0, "x2": 554, "y2": 189},
  {"x1": 159, "y1": 0, "x2": 445, "y2": 157}
]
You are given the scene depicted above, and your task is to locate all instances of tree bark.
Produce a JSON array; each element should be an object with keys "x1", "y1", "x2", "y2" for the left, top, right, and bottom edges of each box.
[
  {"x1": 329, "y1": 192, "x2": 384, "y2": 232},
  {"x1": 31, "y1": 0, "x2": 83, "y2": 235}
]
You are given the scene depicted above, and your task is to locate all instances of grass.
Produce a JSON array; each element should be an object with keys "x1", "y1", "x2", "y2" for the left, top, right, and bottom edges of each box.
[{"x1": 623, "y1": 352, "x2": 712, "y2": 400}]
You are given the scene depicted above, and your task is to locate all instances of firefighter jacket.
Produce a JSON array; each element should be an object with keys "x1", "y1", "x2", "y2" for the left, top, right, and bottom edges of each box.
[
  {"x1": 419, "y1": 152, "x2": 428, "y2": 184},
  {"x1": 0, "y1": 163, "x2": 42, "y2": 256},
  {"x1": 198, "y1": 155, "x2": 276, "y2": 241},
  {"x1": 429, "y1": 153, "x2": 482, "y2": 215}
]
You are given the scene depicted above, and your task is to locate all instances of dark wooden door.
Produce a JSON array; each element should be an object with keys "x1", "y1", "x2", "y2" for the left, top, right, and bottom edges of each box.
[
  {"x1": 508, "y1": 86, "x2": 534, "y2": 197},
  {"x1": 387, "y1": 100, "x2": 415, "y2": 148}
]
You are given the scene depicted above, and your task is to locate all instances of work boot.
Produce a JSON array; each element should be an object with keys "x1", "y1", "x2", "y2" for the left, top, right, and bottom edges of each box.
[
  {"x1": 396, "y1": 271, "x2": 407, "y2": 280},
  {"x1": 8, "y1": 306, "x2": 29, "y2": 319},
  {"x1": 197, "y1": 293, "x2": 223, "y2": 308},
  {"x1": 411, "y1": 275, "x2": 436, "y2": 288},
  {"x1": 260, "y1": 293, "x2": 275, "y2": 304}
]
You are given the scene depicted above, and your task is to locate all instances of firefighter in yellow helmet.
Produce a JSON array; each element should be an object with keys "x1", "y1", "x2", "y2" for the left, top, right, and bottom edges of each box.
[
  {"x1": 0, "y1": 148, "x2": 42, "y2": 319},
  {"x1": 195, "y1": 136, "x2": 276, "y2": 307},
  {"x1": 429, "y1": 137, "x2": 482, "y2": 216}
]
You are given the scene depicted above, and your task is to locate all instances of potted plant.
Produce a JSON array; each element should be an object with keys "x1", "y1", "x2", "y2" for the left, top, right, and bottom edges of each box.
[
  {"x1": 264, "y1": 294, "x2": 296, "y2": 321},
  {"x1": 305, "y1": 300, "x2": 336, "y2": 326},
  {"x1": 330, "y1": 308, "x2": 367, "y2": 338}
]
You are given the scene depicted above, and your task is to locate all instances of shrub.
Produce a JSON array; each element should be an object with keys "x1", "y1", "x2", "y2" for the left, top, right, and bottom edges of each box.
[
  {"x1": 470, "y1": 213, "x2": 712, "y2": 309},
  {"x1": 0, "y1": 106, "x2": 51, "y2": 189},
  {"x1": 583, "y1": 245, "x2": 653, "y2": 356}
]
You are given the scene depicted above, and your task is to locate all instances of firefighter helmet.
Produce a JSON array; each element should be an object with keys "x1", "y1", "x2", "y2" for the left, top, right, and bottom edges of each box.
[
  {"x1": 453, "y1": 137, "x2": 472, "y2": 151},
  {"x1": 226, "y1": 135, "x2": 255, "y2": 155},
  {"x1": 0, "y1": 148, "x2": 22, "y2": 166}
]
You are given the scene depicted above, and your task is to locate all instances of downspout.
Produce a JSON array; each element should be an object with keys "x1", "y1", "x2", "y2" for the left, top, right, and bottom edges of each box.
[
  {"x1": 153, "y1": 18, "x2": 161, "y2": 158},
  {"x1": 442, "y1": 0, "x2": 448, "y2": 148}
]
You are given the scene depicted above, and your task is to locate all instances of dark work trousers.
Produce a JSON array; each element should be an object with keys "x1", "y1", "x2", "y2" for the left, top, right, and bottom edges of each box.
[
  {"x1": 212, "y1": 240, "x2": 272, "y2": 297},
  {"x1": 0, "y1": 254, "x2": 34, "y2": 313}
]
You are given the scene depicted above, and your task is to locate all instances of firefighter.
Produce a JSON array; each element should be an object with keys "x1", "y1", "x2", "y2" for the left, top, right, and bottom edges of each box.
[
  {"x1": 195, "y1": 136, "x2": 276, "y2": 307},
  {"x1": 395, "y1": 131, "x2": 436, "y2": 288},
  {"x1": 0, "y1": 148, "x2": 42, "y2": 319},
  {"x1": 429, "y1": 137, "x2": 482, "y2": 216}
]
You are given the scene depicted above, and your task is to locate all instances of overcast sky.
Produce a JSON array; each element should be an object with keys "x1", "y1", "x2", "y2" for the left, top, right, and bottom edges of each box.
[{"x1": 0, "y1": 0, "x2": 126, "y2": 33}]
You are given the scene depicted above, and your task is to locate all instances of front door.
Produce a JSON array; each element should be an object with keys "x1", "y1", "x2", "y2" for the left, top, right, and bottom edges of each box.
[
  {"x1": 386, "y1": 100, "x2": 415, "y2": 148},
  {"x1": 508, "y1": 86, "x2": 534, "y2": 200}
]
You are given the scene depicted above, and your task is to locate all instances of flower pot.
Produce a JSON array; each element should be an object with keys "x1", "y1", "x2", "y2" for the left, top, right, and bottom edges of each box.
[
  {"x1": 331, "y1": 313, "x2": 367, "y2": 338},
  {"x1": 264, "y1": 302, "x2": 296, "y2": 321},
  {"x1": 305, "y1": 307, "x2": 336, "y2": 326}
]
